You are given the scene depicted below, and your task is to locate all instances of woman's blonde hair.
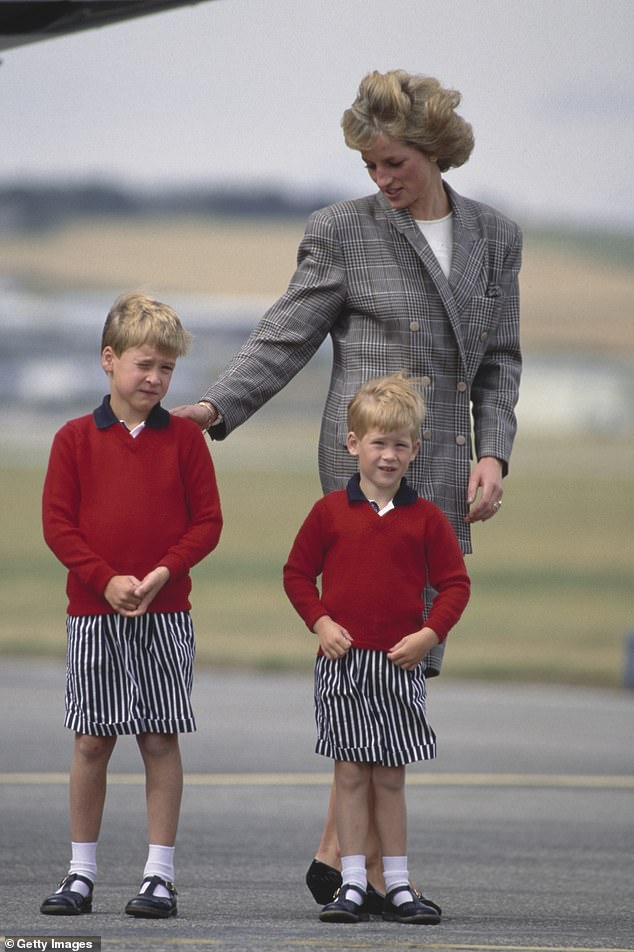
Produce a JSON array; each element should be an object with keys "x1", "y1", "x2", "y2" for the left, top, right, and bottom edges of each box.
[
  {"x1": 347, "y1": 372, "x2": 426, "y2": 441},
  {"x1": 342, "y1": 69, "x2": 474, "y2": 172},
  {"x1": 101, "y1": 292, "x2": 192, "y2": 357}
]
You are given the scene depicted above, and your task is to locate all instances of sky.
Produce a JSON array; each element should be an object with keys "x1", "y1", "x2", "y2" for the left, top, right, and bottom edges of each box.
[{"x1": 1, "y1": 0, "x2": 632, "y2": 229}]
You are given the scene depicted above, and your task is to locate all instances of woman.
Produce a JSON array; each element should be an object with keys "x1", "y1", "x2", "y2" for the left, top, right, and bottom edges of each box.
[{"x1": 174, "y1": 68, "x2": 522, "y2": 910}]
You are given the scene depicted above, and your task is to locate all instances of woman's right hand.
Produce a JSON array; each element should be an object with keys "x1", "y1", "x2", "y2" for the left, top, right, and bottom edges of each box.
[{"x1": 171, "y1": 402, "x2": 217, "y2": 431}]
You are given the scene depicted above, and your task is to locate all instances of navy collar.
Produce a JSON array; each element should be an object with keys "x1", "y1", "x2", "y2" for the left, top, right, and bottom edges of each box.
[
  {"x1": 93, "y1": 395, "x2": 171, "y2": 430},
  {"x1": 346, "y1": 472, "x2": 418, "y2": 507}
]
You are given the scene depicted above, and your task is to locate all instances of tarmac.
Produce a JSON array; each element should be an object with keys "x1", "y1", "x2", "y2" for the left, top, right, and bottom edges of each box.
[{"x1": 1, "y1": 658, "x2": 633, "y2": 952}]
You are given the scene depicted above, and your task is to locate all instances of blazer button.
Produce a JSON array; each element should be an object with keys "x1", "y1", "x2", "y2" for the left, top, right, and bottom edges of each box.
[
  {"x1": 409, "y1": 321, "x2": 420, "y2": 332},
  {"x1": 455, "y1": 435, "x2": 467, "y2": 446},
  {"x1": 457, "y1": 381, "x2": 467, "y2": 392},
  {"x1": 420, "y1": 375, "x2": 431, "y2": 387},
  {"x1": 422, "y1": 429, "x2": 432, "y2": 440},
  {"x1": 479, "y1": 331, "x2": 488, "y2": 342}
]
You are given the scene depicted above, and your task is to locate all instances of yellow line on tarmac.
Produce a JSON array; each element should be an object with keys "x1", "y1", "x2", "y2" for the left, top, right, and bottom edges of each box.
[{"x1": 1, "y1": 771, "x2": 633, "y2": 788}]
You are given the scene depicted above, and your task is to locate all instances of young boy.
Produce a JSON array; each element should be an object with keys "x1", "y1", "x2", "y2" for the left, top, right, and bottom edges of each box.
[
  {"x1": 40, "y1": 292, "x2": 223, "y2": 920},
  {"x1": 283, "y1": 373, "x2": 470, "y2": 925}
]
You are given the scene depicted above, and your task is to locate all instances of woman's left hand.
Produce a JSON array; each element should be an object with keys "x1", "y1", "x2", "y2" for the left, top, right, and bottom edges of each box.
[{"x1": 465, "y1": 456, "x2": 504, "y2": 523}]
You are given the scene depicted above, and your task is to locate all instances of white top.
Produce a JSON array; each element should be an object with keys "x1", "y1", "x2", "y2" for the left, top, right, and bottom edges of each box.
[{"x1": 416, "y1": 212, "x2": 453, "y2": 278}]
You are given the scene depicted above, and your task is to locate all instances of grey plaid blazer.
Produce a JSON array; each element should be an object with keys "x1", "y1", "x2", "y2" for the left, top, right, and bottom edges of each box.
[{"x1": 204, "y1": 184, "x2": 522, "y2": 672}]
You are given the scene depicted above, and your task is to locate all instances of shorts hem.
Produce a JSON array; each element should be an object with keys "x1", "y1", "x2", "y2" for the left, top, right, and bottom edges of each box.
[
  {"x1": 64, "y1": 715, "x2": 197, "y2": 736},
  {"x1": 315, "y1": 740, "x2": 436, "y2": 766}
]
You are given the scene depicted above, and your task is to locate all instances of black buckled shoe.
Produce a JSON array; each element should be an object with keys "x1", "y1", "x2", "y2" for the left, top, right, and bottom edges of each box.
[
  {"x1": 125, "y1": 875, "x2": 177, "y2": 919},
  {"x1": 382, "y1": 884, "x2": 441, "y2": 924},
  {"x1": 40, "y1": 874, "x2": 93, "y2": 916},
  {"x1": 305, "y1": 859, "x2": 342, "y2": 904},
  {"x1": 362, "y1": 882, "x2": 386, "y2": 915},
  {"x1": 319, "y1": 884, "x2": 369, "y2": 923}
]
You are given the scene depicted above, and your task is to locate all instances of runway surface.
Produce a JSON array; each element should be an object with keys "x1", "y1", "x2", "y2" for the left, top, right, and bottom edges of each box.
[{"x1": 1, "y1": 659, "x2": 633, "y2": 952}]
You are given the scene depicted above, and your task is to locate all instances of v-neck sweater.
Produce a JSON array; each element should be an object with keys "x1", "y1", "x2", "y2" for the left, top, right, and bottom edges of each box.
[
  {"x1": 42, "y1": 398, "x2": 223, "y2": 615},
  {"x1": 283, "y1": 477, "x2": 470, "y2": 652}
]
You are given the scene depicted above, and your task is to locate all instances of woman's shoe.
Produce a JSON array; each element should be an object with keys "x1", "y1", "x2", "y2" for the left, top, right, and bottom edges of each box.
[
  {"x1": 40, "y1": 874, "x2": 93, "y2": 915},
  {"x1": 382, "y1": 884, "x2": 441, "y2": 924},
  {"x1": 305, "y1": 859, "x2": 342, "y2": 904},
  {"x1": 319, "y1": 884, "x2": 369, "y2": 923},
  {"x1": 124, "y1": 875, "x2": 177, "y2": 919}
]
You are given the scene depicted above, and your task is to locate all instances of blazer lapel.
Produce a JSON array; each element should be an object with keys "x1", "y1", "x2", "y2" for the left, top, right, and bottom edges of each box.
[{"x1": 378, "y1": 190, "x2": 481, "y2": 367}]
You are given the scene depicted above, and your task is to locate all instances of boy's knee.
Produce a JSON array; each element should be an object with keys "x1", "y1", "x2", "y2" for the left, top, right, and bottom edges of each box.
[
  {"x1": 335, "y1": 761, "x2": 370, "y2": 794},
  {"x1": 75, "y1": 734, "x2": 115, "y2": 762},
  {"x1": 136, "y1": 732, "x2": 179, "y2": 758},
  {"x1": 372, "y1": 765, "x2": 405, "y2": 794}
]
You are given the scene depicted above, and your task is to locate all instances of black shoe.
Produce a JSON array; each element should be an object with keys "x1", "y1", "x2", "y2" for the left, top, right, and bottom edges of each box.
[
  {"x1": 362, "y1": 882, "x2": 386, "y2": 915},
  {"x1": 40, "y1": 874, "x2": 93, "y2": 916},
  {"x1": 382, "y1": 884, "x2": 441, "y2": 924},
  {"x1": 320, "y1": 884, "x2": 369, "y2": 923},
  {"x1": 306, "y1": 859, "x2": 342, "y2": 904},
  {"x1": 125, "y1": 875, "x2": 177, "y2": 919}
]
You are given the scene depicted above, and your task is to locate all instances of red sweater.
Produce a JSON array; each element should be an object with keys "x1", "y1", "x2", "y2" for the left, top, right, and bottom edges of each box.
[
  {"x1": 283, "y1": 476, "x2": 470, "y2": 651},
  {"x1": 42, "y1": 398, "x2": 223, "y2": 615}
]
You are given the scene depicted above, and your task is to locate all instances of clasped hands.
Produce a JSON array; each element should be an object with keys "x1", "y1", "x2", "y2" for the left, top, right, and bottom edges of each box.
[{"x1": 104, "y1": 566, "x2": 170, "y2": 617}]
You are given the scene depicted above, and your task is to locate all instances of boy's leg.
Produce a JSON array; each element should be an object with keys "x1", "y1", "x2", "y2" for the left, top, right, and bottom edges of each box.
[
  {"x1": 125, "y1": 732, "x2": 181, "y2": 918},
  {"x1": 308, "y1": 774, "x2": 388, "y2": 901},
  {"x1": 69, "y1": 733, "x2": 117, "y2": 842},
  {"x1": 373, "y1": 765, "x2": 442, "y2": 925},
  {"x1": 41, "y1": 733, "x2": 116, "y2": 914},
  {"x1": 371, "y1": 764, "x2": 407, "y2": 857},
  {"x1": 136, "y1": 731, "x2": 183, "y2": 846},
  {"x1": 334, "y1": 760, "x2": 371, "y2": 858}
]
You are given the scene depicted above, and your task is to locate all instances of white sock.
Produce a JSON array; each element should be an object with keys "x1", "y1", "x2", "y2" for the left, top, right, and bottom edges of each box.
[
  {"x1": 383, "y1": 855, "x2": 411, "y2": 907},
  {"x1": 340, "y1": 854, "x2": 367, "y2": 904},
  {"x1": 62, "y1": 842, "x2": 97, "y2": 896},
  {"x1": 141, "y1": 844, "x2": 175, "y2": 898}
]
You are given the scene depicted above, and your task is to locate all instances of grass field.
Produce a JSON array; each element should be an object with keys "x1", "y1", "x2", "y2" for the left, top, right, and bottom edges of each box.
[
  {"x1": 1, "y1": 216, "x2": 632, "y2": 686},
  {"x1": 2, "y1": 420, "x2": 632, "y2": 687}
]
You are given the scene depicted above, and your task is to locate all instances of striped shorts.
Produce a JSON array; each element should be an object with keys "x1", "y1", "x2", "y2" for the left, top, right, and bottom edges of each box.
[
  {"x1": 65, "y1": 612, "x2": 196, "y2": 736},
  {"x1": 314, "y1": 647, "x2": 436, "y2": 767}
]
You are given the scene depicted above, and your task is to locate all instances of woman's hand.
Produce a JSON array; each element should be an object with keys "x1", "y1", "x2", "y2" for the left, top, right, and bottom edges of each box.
[
  {"x1": 465, "y1": 456, "x2": 504, "y2": 523},
  {"x1": 171, "y1": 402, "x2": 218, "y2": 431}
]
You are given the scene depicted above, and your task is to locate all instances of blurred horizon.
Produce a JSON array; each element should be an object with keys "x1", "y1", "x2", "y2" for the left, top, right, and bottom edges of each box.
[{"x1": 1, "y1": 0, "x2": 632, "y2": 232}]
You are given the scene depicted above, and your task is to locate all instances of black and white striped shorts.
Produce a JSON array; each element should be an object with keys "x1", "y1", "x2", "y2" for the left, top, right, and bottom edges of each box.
[
  {"x1": 65, "y1": 612, "x2": 196, "y2": 736},
  {"x1": 314, "y1": 647, "x2": 436, "y2": 766}
]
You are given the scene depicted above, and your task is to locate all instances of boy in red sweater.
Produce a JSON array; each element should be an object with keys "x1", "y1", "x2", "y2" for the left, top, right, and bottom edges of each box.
[
  {"x1": 284, "y1": 373, "x2": 470, "y2": 925},
  {"x1": 40, "y1": 292, "x2": 222, "y2": 920}
]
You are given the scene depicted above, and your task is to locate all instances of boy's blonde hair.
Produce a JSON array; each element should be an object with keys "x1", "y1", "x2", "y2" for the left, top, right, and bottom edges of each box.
[
  {"x1": 347, "y1": 373, "x2": 426, "y2": 441},
  {"x1": 101, "y1": 292, "x2": 192, "y2": 357}
]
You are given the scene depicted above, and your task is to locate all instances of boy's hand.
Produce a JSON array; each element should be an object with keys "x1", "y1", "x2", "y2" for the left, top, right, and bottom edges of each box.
[
  {"x1": 388, "y1": 627, "x2": 440, "y2": 670},
  {"x1": 313, "y1": 616, "x2": 353, "y2": 660},
  {"x1": 128, "y1": 566, "x2": 171, "y2": 616},
  {"x1": 104, "y1": 575, "x2": 143, "y2": 614}
]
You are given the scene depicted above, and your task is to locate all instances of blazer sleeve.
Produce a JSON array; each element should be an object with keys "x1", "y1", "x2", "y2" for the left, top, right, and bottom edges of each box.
[
  {"x1": 470, "y1": 222, "x2": 523, "y2": 474},
  {"x1": 201, "y1": 210, "x2": 347, "y2": 438}
]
